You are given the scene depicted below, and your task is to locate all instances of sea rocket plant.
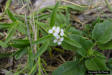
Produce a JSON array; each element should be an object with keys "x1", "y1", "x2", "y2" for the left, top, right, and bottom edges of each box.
[{"x1": 48, "y1": 26, "x2": 64, "y2": 45}]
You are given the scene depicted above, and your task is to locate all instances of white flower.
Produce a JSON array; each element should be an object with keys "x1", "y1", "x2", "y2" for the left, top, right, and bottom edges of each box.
[
  {"x1": 53, "y1": 37, "x2": 64, "y2": 45},
  {"x1": 60, "y1": 32, "x2": 64, "y2": 36},
  {"x1": 58, "y1": 42, "x2": 62, "y2": 45},
  {"x1": 55, "y1": 35, "x2": 60, "y2": 39},
  {"x1": 53, "y1": 39, "x2": 57, "y2": 43},
  {"x1": 60, "y1": 37, "x2": 64, "y2": 41},
  {"x1": 60, "y1": 29, "x2": 64, "y2": 36},
  {"x1": 53, "y1": 32, "x2": 58, "y2": 37},
  {"x1": 56, "y1": 27, "x2": 60, "y2": 33},
  {"x1": 52, "y1": 26, "x2": 56, "y2": 30},
  {"x1": 48, "y1": 26, "x2": 64, "y2": 45},
  {"x1": 48, "y1": 29, "x2": 53, "y2": 33}
]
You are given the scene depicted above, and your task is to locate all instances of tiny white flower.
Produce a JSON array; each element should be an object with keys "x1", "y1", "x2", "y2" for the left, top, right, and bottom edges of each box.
[
  {"x1": 60, "y1": 37, "x2": 64, "y2": 41},
  {"x1": 53, "y1": 39, "x2": 57, "y2": 43},
  {"x1": 53, "y1": 32, "x2": 58, "y2": 37},
  {"x1": 56, "y1": 27, "x2": 60, "y2": 33},
  {"x1": 56, "y1": 35, "x2": 60, "y2": 39},
  {"x1": 58, "y1": 42, "x2": 62, "y2": 45},
  {"x1": 52, "y1": 26, "x2": 56, "y2": 30},
  {"x1": 61, "y1": 29, "x2": 64, "y2": 32},
  {"x1": 48, "y1": 29, "x2": 53, "y2": 33},
  {"x1": 60, "y1": 32, "x2": 64, "y2": 36},
  {"x1": 60, "y1": 29, "x2": 64, "y2": 36}
]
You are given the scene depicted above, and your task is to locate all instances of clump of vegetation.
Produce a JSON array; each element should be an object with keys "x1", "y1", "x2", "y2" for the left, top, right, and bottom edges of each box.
[{"x1": 0, "y1": 0, "x2": 112, "y2": 75}]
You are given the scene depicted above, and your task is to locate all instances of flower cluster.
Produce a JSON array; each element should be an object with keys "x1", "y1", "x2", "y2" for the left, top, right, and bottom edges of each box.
[{"x1": 48, "y1": 26, "x2": 64, "y2": 45}]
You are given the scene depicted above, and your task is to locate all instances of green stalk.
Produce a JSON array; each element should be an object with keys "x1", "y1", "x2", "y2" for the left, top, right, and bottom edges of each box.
[{"x1": 37, "y1": 13, "x2": 42, "y2": 75}]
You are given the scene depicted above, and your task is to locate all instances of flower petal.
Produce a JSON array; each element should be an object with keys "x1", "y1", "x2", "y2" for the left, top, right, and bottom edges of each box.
[
  {"x1": 61, "y1": 29, "x2": 64, "y2": 33},
  {"x1": 56, "y1": 27, "x2": 60, "y2": 33},
  {"x1": 56, "y1": 35, "x2": 60, "y2": 39},
  {"x1": 53, "y1": 39, "x2": 57, "y2": 43},
  {"x1": 60, "y1": 32, "x2": 64, "y2": 36},
  {"x1": 58, "y1": 42, "x2": 62, "y2": 45},
  {"x1": 48, "y1": 29, "x2": 53, "y2": 33},
  {"x1": 53, "y1": 32, "x2": 58, "y2": 37},
  {"x1": 60, "y1": 37, "x2": 64, "y2": 41},
  {"x1": 52, "y1": 26, "x2": 56, "y2": 30}
]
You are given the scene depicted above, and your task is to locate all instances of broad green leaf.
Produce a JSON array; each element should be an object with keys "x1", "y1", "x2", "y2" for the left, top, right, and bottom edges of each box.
[
  {"x1": 98, "y1": 40, "x2": 112, "y2": 50},
  {"x1": 70, "y1": 35, "x2": 93, "y2": 50},
  {"x1": 94, "y1": 51, "x2": 106, "y2": 59},
  {"x1": 68, "y1": 27, "x2": 83, "y2": 36},
  {"x1": 85, "y1": 57, "x2": 108, "y2": 70},
  {"x1": 62, "y1": 41, "x2": 77, "y2": 51},
  {"x1": 64, "y1": 36, "x2": 81, "y2": 48},
  {"x1": 52, "y1": 61, "x2": 85, "y2": 75},
  {"x1": 68, "y1": 34, "x2": 93, "y2": 56},
  {"x1": 107, "y1": 58, "x2": 112, "y2": 69},
  {"x1": 92, "y1": 20, "x2": 112, "y2": 44},
  {"x1": 35, "y1": 41, "x2": 49, "y2": 59},
  {"x1": 50, "y1": 2, "x2": 59, "y2": 27}
]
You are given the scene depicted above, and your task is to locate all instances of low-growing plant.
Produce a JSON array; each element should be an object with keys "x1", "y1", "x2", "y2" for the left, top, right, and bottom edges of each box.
[{"x1": 0, "y1": 0, "x2": 112, "y2": 75}]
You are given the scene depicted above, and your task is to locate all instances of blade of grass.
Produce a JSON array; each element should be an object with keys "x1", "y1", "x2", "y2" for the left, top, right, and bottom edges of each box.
[{"x1": 50, "y1": 2, "x2": 59, "y2": 27}]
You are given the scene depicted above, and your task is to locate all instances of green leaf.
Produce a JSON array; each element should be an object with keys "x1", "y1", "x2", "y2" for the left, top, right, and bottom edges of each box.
[
  {"x1": 62, "y1": 41, "x2": 77, "y2": 51},
  {"x1": 107, "y1": 58, "x2": 112, "y2": 69},
  {"x1": 50, "y1": 2, "x2": 59, "y2": 27},
  {"x1": 70, "y1": 35, "x2": 93, "y2": 50},
  {"x1": 14, "y1": 48, "x2": 28, "y2": 60},
  {"x1": 35, "y1": 41, "x2": 49, "y2": 59},
  {"x1": 94, "y1": 51, "x2": 106, "y2": 59},
  {"x1": 85, "y1": 57, "x2": 108, "y2": 70},
  {"x1": 32, "y1": 35, "x2": 52, "y2": 45},
  {"x1": 11, "y1": 35, "x2": 52, "y2": 48},
  {"x1": 0, "y1": 23, "x2": 11, "y2": 29},
  {"x1": 6, "y1": 9, "x2": 16, "y2": 22},
  {"x1": 5, "y1": 22, "x2": 18, "y2": 43},
  {"x1": 52, "y1": 61, "x2": 85, "y2": 75},
  {"x1": 5, "y1": 0, "x2": 12, "y2": 10},
  {"x1": 0, "y1": 41, "x2": 7, "y2": 48},
  {"x1": 64, "y1": 36, "x2": 81, "y2": 48},
  {"x1": 55, "y1": 13, "x2": 67, "y2": 25},
  {"x1": 67, "y1": 27, "x2": 82, "y2": 35},
  {"x1": 92, "y1": 20, "x2": 112, "y2": 44},
  {"x1": 66, "y1": 34, "x2": 93, "y2": 56},
  {"x1": 98, "y1": 40, "x2": 112, "y2": 50},
  {"x1": 11, "y1": 39, "x2": 30, "y2": 48},
  {"x1": 28, "y1": 47, "x2": 34, "y2": 69},
  {"x1": 17, "y1": 23, "x2": 27, "y2": 34},
  {"x1": 5, "y1": 24, "x2": 17, "y2": 43},
  {"x1": 61, "y1": 4, "x2": 87, "y2": 12}
]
